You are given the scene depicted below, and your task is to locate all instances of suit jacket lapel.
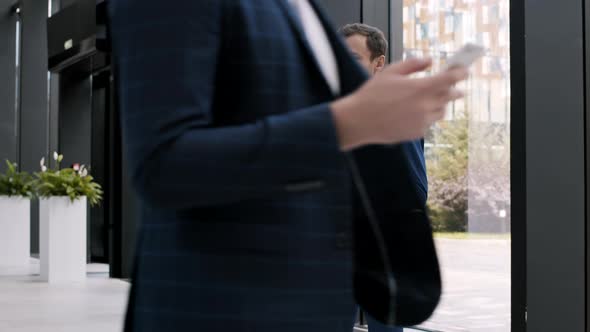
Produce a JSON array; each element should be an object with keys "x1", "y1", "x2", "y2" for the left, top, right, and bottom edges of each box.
[
  {"x1": 276, "y1": 0, "x2": 368, "y2": 97},
  {"x1": 275, "y1": 0, "x2": 335, "y2": 96},
  {"x1": 306, "y1": 0, "x2": 369, "y2": 96}
]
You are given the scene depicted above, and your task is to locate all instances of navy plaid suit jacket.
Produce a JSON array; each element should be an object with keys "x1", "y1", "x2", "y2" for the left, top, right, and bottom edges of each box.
[{"x1": 109, "y1": 0, "x2": 428, "y2": 331}]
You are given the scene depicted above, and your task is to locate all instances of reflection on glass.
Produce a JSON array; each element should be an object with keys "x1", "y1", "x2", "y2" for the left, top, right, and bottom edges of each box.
[{"x1": 401, "y1": 0, "x2": 511, "y2": 331}]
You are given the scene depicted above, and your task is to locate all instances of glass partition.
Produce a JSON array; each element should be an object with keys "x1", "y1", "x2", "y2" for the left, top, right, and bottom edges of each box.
[{"x1": 401, "y1": 0, "x2": 511, "y2": 330}]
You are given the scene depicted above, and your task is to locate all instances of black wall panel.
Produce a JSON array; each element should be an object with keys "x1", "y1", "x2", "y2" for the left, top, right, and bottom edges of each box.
[
  {"x1": 317, "y1": 0, "x2": 362, "y2": 28},
  {"x1": 20, "y1": 0, "x2": 49, "y2": 254},
  {"x1": 0, "y1": 1, "x2": 18, "y2": 167},
  {"x1": 525, "y1": 0, "x2": 586, "y2": 330}
]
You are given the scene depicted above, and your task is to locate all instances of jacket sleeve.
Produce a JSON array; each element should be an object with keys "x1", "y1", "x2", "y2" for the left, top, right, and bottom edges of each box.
[
  {"x1": 351, "y1": 140, "x2": 428, "y2": 216},
  {"x1": 109, "y1": 0, "x2": 346, "y2": 209}
]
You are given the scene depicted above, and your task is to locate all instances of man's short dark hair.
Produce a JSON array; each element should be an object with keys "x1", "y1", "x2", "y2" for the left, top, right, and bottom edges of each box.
[{"x1": 339, "y1": 23, "x2": 388, "y2": 60}]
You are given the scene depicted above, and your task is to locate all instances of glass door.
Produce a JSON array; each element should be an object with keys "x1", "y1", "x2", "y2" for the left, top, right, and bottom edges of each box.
[{"x1": 400, "y1": 1, "x2": 511, "y2": 330}]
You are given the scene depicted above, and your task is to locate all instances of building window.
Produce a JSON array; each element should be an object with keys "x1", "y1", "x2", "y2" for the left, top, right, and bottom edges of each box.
[{"x1": 398, "y1": 0, "x2": 511, "y2": 330}]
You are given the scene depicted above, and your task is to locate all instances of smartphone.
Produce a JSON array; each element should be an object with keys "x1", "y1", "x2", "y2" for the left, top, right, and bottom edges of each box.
[{"x1": 442, "y1": 43, "x2": 486, "y2": 71}]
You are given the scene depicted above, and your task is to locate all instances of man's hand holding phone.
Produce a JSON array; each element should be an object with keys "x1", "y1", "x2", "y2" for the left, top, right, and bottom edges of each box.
[
  {"x1": 442, "y1": 43, "x2": 486, "y2": 71},
  {"x1": 331, "y1": 43, "x2": 485, "y2": 151}
]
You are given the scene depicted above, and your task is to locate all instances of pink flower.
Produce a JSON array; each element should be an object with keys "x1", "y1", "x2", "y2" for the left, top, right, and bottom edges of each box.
[{"x1": 73, "y1": 163, "x2": 80, "y2": 171}]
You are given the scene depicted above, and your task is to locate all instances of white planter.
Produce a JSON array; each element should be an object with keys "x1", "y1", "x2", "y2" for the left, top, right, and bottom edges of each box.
[
  {"x1": 40, "y1": 196, "x2": 87, "y2": 282},
  {"x1": 0, "y1": 196, "x2": 31, "y2": 266}
]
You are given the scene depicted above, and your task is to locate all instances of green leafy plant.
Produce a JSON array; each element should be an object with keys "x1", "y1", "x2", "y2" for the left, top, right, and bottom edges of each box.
[
  {"x1": 426, "y1": 115, "x2": 469, "y2": 232},
  {"x1": 34, "y1": 152, "x2": 103, "y2": 206},
  {"x1": 0, "y1": 160, "x2": 34, "y2": 198},
  {"x1": 426, "y1": 109, "x2": 511, "y2": 233}
]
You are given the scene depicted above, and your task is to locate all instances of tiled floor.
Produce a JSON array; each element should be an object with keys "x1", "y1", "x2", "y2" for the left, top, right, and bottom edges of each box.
[
  {"x1": 0, "y1": 238, "x2": 509, "y2": 332},
  {"x1": 0, "y1": 259, "x2": 129, "y2": 332}
]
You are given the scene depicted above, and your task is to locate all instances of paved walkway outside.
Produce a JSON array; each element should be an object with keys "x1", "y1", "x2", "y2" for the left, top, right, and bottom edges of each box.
[{"x1": 417, "y1": 238, "x2": 511, "y2": 332}]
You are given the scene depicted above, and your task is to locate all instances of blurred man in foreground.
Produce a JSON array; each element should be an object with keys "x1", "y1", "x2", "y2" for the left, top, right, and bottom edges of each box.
[{"x1": 109, "y1": 1, "x2": 465, "y2": 331}]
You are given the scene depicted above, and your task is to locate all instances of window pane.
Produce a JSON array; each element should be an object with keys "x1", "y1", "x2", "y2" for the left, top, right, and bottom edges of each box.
[{"x1": 400, "y1": 0, "x2": 511, "y2": 331}]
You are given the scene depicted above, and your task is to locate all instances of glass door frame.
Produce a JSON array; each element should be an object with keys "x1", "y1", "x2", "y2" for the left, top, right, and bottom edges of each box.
[
  {"x1": 386, "y1": 0, "x2": 526, "y2": 330},
  {"x1": 520, "y1": 0, "x2": 587, "y2": 330},
  {"x1": 510, "y1": 0, "x2": 526, "y2": 331}
]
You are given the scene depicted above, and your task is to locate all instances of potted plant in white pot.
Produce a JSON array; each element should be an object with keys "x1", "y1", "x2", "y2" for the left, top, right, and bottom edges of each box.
[
  {"x1": 34, "y1": 152, "x2": 102, "y2": 282},
  {"x1": 0, "y1": 160, "x2": 34, "y2": 267}
]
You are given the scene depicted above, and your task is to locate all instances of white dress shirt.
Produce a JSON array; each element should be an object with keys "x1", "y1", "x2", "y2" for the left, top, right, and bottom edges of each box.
[{"x1": 288, "y1": 0, "x2": 341, "y2": 95}]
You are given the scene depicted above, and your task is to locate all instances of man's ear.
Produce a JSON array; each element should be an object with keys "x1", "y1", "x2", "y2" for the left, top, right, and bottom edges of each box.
[{"x1": 375, "y1": 55, "x2": 386, "y2": 72}]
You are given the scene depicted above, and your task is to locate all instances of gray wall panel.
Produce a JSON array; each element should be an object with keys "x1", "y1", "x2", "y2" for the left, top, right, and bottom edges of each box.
[
  {"x1": 60, "y1": 0, "x2": 76, "y2": 9},
  {"x1": 389, "y1": 0, "x2": 403, "y2": 62},
  {"x1": 20, "y1": 0, "x2": 49, "y2": 253},
  {"x1": 0, "y1": 1, "x2": 18, "y2": 166},
  {"x1": 585, "y1": 0, "x2": 590, "y2": 328},
  {"x1": 121, "y1": 152, "x2": 138, "y2": 276},
  {"x1": 317, "y1": 0, "x2": 361, "y2": 28},
  {"x1": 49, "y1": 0, "x2": 59, "y2": 162},
  {"x1": 58, "y1": 67, "x2": 92, "y2": 169},
  {"x1": 49, "y1": 74, "x2": 59, "y2": 160},
  {"x1": 361, "y1": 0, "x2": 389, "y2": 45},
  {"x1": 525, "y1": 0, "x2": 586, "y2": 330}
]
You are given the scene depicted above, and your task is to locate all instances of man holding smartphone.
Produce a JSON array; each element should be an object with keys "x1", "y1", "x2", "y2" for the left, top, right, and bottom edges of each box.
[
  {"x1": 340, "y1": 23, "x2": 427, "y2": 332},
  {"x1": 109, "y1": 0, "x2": 468, "y2": 331}
]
